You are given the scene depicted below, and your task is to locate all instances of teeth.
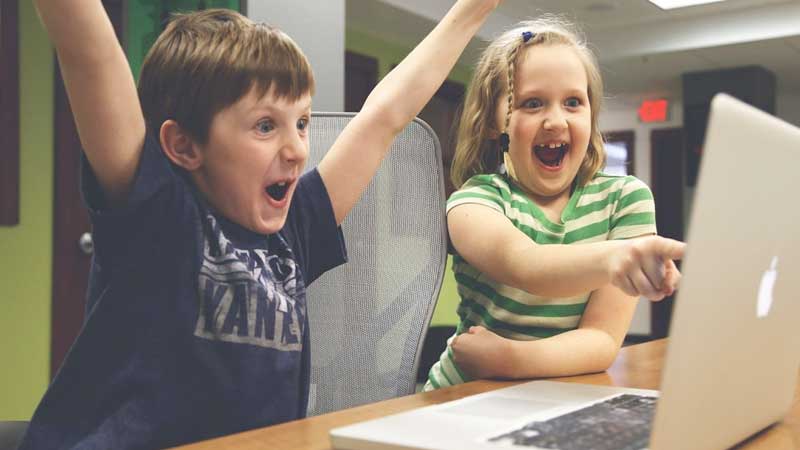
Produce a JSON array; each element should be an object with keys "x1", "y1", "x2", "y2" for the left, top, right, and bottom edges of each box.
[{"x1": 536, "y1": 143, "x2": 567, "y2": 150}]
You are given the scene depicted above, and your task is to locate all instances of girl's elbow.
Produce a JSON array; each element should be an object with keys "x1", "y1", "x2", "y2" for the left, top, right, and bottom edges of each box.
[
  {"x1": 360, "y1": 100, "x2": 409, "y2": 136},
  {"x1": 597, "y1": 340, "x2": 622, "y2": 370}
]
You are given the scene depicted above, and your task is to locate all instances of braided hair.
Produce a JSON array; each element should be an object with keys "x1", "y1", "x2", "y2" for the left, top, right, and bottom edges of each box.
[{"x1": 499, "y1": 31, "x2": 536, "y2": 180}]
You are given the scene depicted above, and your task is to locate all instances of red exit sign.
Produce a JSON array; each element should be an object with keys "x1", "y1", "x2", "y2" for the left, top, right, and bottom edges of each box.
[{"x1": 638, "y1": 99, "x2": 669, "y2": 123}]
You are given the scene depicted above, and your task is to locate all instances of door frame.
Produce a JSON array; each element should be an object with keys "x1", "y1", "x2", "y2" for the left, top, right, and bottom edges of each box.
[
  {"x1": 649, "y1": 127, "x2": 685, "y2": 338},
  {"x1": 1, "y1": 0, "x2": 20, "y2": 225}
]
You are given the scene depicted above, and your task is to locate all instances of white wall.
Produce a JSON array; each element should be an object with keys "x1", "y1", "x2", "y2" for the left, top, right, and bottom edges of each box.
[
  {"x1": 599, "y1": 99, "x2": 685, "y2": 336},
  {"x1": 246, "y1": 0, "x2": 345, "y2": 111}
]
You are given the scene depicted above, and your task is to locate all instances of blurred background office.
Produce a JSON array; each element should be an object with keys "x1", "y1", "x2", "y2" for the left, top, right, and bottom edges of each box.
[{"x1": 2, "y1": 0, "x2": 799, "y2": 421}]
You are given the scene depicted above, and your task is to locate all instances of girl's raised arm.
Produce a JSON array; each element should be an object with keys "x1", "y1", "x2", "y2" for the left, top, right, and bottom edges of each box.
[{"x1": 317, "y1": 0, "x2": 503, "y2": 225}]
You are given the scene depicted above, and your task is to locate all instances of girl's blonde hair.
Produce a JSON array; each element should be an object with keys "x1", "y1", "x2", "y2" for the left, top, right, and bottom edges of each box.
[{"x1": 450, "y1": 16, "x2": 606, "y2": 189}]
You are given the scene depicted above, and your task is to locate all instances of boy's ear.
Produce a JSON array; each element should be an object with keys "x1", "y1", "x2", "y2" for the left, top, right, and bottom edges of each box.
[{"x1": 160, "y1": 120, "x2": 203, "y2": 171}]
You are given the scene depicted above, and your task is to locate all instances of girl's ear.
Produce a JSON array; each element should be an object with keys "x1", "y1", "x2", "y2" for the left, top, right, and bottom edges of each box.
[{"x1": 160, "y1": 120, "x2": 203, "y2": 171}]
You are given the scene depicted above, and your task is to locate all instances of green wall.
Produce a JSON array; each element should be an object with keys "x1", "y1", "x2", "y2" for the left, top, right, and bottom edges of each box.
[
  {"x1": 126, "y1": 0, "x2": 241, "y2": 80},
  {"x1": 345, "y1": 28, "x2": 466, "y2": 328},
  {"x1": 0, "y1": 0, "x2": 54, "y2": 420}
]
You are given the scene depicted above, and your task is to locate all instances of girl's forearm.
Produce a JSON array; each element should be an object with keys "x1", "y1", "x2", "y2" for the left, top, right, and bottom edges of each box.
[
  {"x1": 508, "y1": 240, "x2": 622, "y2": 298},
  {"x1": 505, "y1": 328, "x2": 620, "y2": 379}
]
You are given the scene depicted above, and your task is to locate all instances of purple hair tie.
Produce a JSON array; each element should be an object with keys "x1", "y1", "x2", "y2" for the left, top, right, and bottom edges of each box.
[{"x1": 522, "y1": 31, "x2": 534, "y2": 42}]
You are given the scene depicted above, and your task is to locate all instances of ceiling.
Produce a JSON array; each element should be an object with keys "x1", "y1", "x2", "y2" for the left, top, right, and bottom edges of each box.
[{"x1": 347, "y1": 0, "x2": 800, "y2": 109}]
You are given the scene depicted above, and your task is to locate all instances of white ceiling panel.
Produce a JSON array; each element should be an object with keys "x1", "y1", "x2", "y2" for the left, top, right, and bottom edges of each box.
[
  {"x1": 499, "y1": 0, "x2": 795, "y2": 31},
  {"x1": 347, "y1": 0, "x2": 800, "y2": 98}
]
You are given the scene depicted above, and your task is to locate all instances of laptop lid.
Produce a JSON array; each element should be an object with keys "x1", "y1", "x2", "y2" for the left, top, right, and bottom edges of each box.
[{"x1": 650, "y1": 93, "x2": 800, "y2": 450}]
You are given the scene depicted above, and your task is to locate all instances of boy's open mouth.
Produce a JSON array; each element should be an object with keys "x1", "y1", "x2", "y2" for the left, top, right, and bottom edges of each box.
[
  {"x1": 534, "y1": 143, "x2": 569, "y2": 168},
  {"x1": 265, "y1": 181, "x2": 290, "y2": 201}
]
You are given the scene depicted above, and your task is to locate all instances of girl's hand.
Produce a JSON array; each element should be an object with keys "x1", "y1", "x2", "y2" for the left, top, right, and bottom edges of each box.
[
  {"x1": 454, "y1": 0, "x2": 504, "y2": 18},
  {"x1": 451, "y1": 326, "x2": 515, "y2": 380},
  {"x1": 607, "y1": 236, "x2": 685, "y2": 301}
]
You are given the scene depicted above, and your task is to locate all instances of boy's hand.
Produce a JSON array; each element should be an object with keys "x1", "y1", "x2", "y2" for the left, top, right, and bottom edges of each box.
[
  {"x1": 607, "y1": 236, "x2": 685, "y2": 302},
  {"x1": 452, "y1": 326, "x2": 515, "y2": 380}
]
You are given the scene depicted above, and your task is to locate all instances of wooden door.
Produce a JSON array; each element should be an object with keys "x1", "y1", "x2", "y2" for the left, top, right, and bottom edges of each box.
[
  {"x1": 344, "y1": 51, "x2": 377, "y2": 113},
  {"x1": 417, "y1": 80, "x2": 464, "y2": 197},
  {"x1": 50, "y1": 0, "x2": 125, "y2": 377},
  {"x1": 1, "y1": 0, "x2": 20, "y2": 225}
]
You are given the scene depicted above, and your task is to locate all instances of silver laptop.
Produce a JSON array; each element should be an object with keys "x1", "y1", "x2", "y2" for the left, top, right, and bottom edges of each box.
[{"x1": 329, "y1": 93, "x2": 800, "y2": 450}]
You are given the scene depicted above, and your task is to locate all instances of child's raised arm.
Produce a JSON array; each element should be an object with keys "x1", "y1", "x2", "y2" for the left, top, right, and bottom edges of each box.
[
  {"x1": 448, "y1": 203, "x2": 684, "y2": 301},
  {"x1": 34, "y1": 0, "x2": 145, "y2": 207},
  {"x1": 317, "y1": 0, "x2": 502, "y2": 225}
]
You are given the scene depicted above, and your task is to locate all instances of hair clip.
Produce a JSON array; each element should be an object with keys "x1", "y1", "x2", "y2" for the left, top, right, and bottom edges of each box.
[
  {"x1": 522, "y1": 31, "x2": 535, "y2": 42},
  {"x1": 499, "y1": 133, "x2": 510, "y2": 152}
]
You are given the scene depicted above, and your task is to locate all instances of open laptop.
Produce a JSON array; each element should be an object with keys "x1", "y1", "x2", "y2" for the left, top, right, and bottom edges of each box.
[{"x1": 329, "y1": 93, "x2": 800, "y2": 450}]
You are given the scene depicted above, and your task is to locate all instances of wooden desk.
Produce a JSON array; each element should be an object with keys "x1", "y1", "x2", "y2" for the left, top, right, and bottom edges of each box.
[{"x1": 174, "y1": 339, "x2": 800, "y2": 450}]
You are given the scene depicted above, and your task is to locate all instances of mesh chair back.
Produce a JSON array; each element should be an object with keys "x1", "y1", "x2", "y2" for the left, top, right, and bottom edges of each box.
[{"x1": 305, "y1": 113, "x2": 447, "y2": 415}]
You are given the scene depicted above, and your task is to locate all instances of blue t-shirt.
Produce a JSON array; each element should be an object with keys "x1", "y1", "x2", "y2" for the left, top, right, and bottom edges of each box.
[{"x1": 20, "y1": 131, "x2": 347, "y2": 449}]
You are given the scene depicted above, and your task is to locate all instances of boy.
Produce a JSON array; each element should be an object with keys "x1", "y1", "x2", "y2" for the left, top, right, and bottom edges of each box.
[{"x1": 24, "y1": 0, "x2": 502, "y2": 448}]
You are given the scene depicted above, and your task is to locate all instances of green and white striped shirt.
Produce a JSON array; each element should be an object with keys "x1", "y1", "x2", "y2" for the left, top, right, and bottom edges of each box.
[{"x1": 424, "y1": 172, "x2": 657, "y2": 390}]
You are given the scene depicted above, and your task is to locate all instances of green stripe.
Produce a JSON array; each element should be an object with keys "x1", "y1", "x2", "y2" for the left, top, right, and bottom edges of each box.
[
  {"x1": 613, "y1": 212, "x2": 655, "y2": 228},
  {"x1": 616, "y1": 187, "x2": 653, "y2": 211},
  {"x1": 428, "y1": 371, "x2": 441, "y2": 389},
  {"x1": 464, "y1": 176, "x2": 566, "y2": 234},
  {"x1": 564, "y1": 220, "x2": 611, "y2": 243},
  {"x1": 447, "y1": 346, "x2": 469, "y2": 382},
  {"x1": 581, "y1": 177, "x2": 625, "y2": 194},
  {"x1": 504, "y1": 195, "x2": 564, "y2": 234},
  {"x1": 573, "y1": 198, "x2": 615, "y2": 218},
  {"x1": 461, "y1": 298, "x2": 576, "y2": 338},
  {"x1": 463, "y1": 174, "x2": 501, "y2": 188},
  {"x1": 457, "y1": 317, "x2": 477, "y2": 332},
  {"x1": 455, "y1": 273, "x2": 587, "y2": 317},
  {"x1": 512, "y1": 220, "x2": 563, "y2": 244},
  {"x1": 437, "y1": 360, "x2": 455, "y2": 386}
]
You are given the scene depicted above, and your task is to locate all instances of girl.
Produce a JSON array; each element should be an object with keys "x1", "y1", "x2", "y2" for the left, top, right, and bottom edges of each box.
[{"x1": 425, "y1": 16, "x2": 685, "y2": 390}]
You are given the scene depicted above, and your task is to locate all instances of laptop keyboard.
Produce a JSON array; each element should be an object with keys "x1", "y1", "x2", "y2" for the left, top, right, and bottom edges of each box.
[{"x1": 488, "y1": 394, "x2": 657, "y2": 450}]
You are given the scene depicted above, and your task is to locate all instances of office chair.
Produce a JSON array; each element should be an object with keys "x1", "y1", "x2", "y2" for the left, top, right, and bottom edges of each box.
[
  {"x1": 0, "y1": 421, "x2": 27, "y2": 450},
  {"x1": 305, "y1": 113, "x2": 447, "y2": 415}
]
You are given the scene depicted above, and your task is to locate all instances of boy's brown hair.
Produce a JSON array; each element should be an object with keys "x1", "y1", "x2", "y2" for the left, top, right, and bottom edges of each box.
[{"x1": 138, "y1": 9, "x2": 315, "y2": 143}]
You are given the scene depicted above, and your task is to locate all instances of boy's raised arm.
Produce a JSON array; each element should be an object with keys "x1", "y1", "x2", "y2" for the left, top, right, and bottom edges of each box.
[
  {"x1": 35, "y1": 0, "x2": 145, "y2": 207},
  {"x1": 317, "y1": 0, "x2": 502, "y2": 225}
]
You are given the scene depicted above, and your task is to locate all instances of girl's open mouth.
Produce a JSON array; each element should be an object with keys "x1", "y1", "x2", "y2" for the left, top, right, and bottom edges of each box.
[{"x1": 534, "y1": 143, "x2": 569, "y2": 168}]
